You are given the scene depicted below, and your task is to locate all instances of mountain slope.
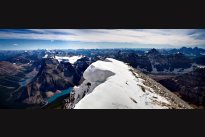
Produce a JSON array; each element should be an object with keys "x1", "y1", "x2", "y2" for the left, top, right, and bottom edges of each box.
[
  {"x1": 18, "y1": 58, "x2": 82, "y2": 105},
  {"x1": 158, "y1": 68, "x2": 205, "y2": 108},
  {"x1": 64, "y1": 58, "x2": 192, "y2": 109}
]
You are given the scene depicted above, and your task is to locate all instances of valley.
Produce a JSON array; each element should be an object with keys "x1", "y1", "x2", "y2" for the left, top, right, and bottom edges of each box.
[{"x1": 0, "y1": 47, "x2": 204, "y2": 109}]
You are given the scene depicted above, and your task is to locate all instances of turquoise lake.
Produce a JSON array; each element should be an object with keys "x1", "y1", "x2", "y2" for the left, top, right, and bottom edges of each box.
[{"x1": 47, "y1": 87, "x2": 73, "y2": 104}]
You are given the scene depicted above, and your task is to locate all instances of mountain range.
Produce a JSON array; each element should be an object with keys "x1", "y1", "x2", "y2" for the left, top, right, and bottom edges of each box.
[{"x1": 0, "y1": 47, "x2": 204, "y2": 109}]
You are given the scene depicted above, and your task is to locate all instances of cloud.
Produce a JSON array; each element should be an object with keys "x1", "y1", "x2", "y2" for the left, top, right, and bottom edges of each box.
[
  {"x1": 13, "y1": 43, "x2": 18, "y2": 46},
  {"x1": 0, "y1": 29, "x2": 205, "y2": 47}
]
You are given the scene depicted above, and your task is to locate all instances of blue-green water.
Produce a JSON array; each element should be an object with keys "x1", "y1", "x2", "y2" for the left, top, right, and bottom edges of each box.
[{"x1": 47, "y1": 87, "x2": 73, "y2": 104}]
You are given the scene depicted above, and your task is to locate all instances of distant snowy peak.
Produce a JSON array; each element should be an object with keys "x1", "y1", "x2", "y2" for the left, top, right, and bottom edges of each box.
[
  {"x1": 69, "y1": 58, "x2": 191, "y2": 109},
  {"x1": 42, "y1": 54, "x2": 84, "y2": 64},
  {"x1": 42, "y1": 54, "x2": 48, "y2": 58},
  {"x1": 55, "y1": 55, "x2": 84, "y2": 64}
]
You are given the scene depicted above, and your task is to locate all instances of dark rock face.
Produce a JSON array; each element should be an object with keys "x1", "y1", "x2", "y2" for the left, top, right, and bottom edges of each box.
[
  {"x1": 166, "y1": 47, "x2": 205, "y2": 56},
  {"x1": 147, "y1": 50, "x2": 192, "y2": 72},
  {"x1": 7, "y1": 52, "x2": 38, "y2": 64},
  {"x1": 158, "y1": 79, "x2": 180, "y2": 92},
  {"x1": 179, "y1": 47, "x2": 205, "y2": 56},
  {"x1": 115, "y1": 52, "x2": 153, "y2": 72},
  {"x1": 147, "y1": 48, "x2": 160, "y2": 57},
  {"x1": 158, "y1": 68, "x2": 205, "y2": 107},
  {"x1": 135, "y1": 55, "x2": 153, "y2": 72},
  {"x1": 19, "y1": 58, "x2": 83, "y2": 104},
  {"x1": 193, "y1": 56, "x2": 205, "y2": 65},
  {"x1": 115, "y1": 49, "x2": 192, "y2": 73},
  {"x1": 10, "y1": 56, "x2": 30, "y2": 64},
  {"x1": 167, "y1": 53, "x2": 192, "y2": 69},
  {"x1": 73, "y1": 57, "x2": 91, "y2": 73}
]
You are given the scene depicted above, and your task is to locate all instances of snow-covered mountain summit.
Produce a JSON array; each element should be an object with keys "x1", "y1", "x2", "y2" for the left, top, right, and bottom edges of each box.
[{"x1": 64, "y1": 58, "x2": 192, "y2": 109}]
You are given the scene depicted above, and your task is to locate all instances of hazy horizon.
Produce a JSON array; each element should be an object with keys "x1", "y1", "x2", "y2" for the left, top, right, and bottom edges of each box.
[
  {"x1": 1, "y1": 46, "x2": 205, "y2": 51},
  {"x1": 0, "y1": 29, "x2": 205, "y2": 50}
]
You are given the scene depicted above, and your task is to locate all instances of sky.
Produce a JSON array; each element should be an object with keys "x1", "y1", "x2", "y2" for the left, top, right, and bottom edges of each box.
[{"x1": 0, "y1": 29, "x2": 205, "y2": 50}]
